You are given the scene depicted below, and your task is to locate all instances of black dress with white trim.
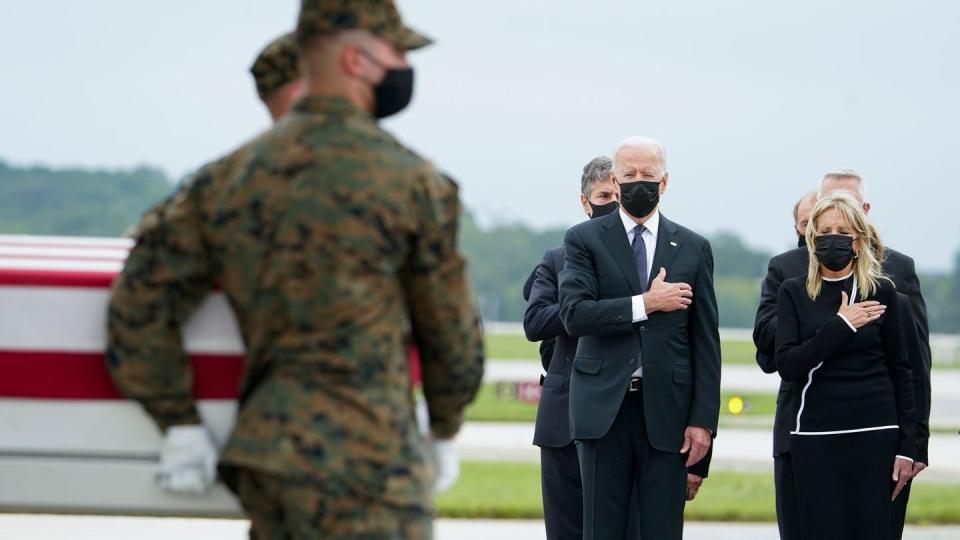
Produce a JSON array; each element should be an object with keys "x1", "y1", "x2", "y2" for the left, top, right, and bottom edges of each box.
[{"x1": 774, "y1": 273, "x2": 917, "y2": 540}]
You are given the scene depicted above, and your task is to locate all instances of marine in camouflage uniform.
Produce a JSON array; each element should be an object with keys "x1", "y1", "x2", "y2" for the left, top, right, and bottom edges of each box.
[
  {"x1": 106, "y1": 1, "x2": 484, "y2": 538},
  {"x1": 250, "y1": 33, "x2": 304, "y2": 122}
]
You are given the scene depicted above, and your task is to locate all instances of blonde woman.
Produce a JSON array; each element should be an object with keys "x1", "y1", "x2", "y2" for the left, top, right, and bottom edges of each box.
[{"x1": 774, "y1": 192, "x2": 916, "y2": 540}]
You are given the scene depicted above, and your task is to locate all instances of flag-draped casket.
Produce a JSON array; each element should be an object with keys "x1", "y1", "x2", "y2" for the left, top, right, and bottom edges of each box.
[{"x1": 0, "y1": 235, "x2": 245, "y2": 515}]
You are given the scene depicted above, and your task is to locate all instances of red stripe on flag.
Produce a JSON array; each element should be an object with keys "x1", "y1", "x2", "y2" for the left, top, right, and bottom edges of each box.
[
  {"x1": 0, "y1": 351, "x2": 243, "y2": 400},
  {"x1": 0, "y1": 268, "x2": 117, "y2": 288}
]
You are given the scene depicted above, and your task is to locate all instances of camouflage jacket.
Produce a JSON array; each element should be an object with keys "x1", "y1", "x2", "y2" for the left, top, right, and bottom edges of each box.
[{"x1": 106, "y1": 96, "x2": 485, "y2": 507}]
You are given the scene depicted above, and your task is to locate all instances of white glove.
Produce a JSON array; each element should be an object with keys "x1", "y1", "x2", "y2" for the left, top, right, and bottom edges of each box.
[
  {"x1": 155, "y1": 424, "x2": 218, "y2": 495},
  {"x1": 428, "y1": 437, "x2": 460, "y2": 495},
  {"x1": 414, "y1": 396, "x2": 430, "y2": 436}
]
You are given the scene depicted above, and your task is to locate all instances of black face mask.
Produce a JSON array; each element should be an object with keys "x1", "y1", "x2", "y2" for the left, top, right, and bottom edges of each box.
[
  {"x1": 619, "y1": 180, "x2": 661, "y2": 218},
  {"x1": 814, "y1": 234, "x2": 857, "y2": 272},
  {"x1": 797, "y1": 234, "x2": 807, "y2": 249},
  {"x1": 589, "y1": 200, "x2": 618, "y2": 218},
  {"x1": 361, "y1": 49, "x2": 414, "y2": 119}
]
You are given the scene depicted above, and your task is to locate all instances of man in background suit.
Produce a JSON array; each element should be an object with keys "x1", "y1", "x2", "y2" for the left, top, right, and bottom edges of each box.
[
  {"x1": 523, "y1": 156, "x2": 621, "y2": 540},
  {"x1": 792, "y1": 192, "x2": 817, "y2": 249},
  {"x1": 752, "y1": 191, "x2": 815, "y2": 539},
  {"x1": 753, "y1": 170, "x2": 932, "y2": 539},
  {"x1": 559, "y1": 137, "x2": 721, "y2": 540}
]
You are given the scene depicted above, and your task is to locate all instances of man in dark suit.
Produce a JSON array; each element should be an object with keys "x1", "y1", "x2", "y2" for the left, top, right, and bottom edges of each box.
[
  {"x1": 753, "y1": 170, "x2": 932, "y2": 540},
  {"x1": 558, "y1": 137, "x2": 721, "y2": 540},
  {"x1": 525, "y1": 156, "x2": 712, "y2": 540}
]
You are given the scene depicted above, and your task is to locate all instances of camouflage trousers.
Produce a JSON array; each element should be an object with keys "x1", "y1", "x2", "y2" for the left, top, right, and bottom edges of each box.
[{"x1": 230, "y1": 467, "x2": 433, "y2": 540}]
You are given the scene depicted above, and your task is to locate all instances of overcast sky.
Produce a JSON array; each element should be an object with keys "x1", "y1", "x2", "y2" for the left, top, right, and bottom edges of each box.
[{"x1": 1, "y1": 1, "x2": 958, "y2": 270}]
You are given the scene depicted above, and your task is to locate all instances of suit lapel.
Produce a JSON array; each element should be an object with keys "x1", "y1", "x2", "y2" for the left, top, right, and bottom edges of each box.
[
  {"x1": 600, "y1": 211, "x2": 643, "y2": 295},
  {"x1": 647, "y1": 214, "x2": 681, "y2": 288}
]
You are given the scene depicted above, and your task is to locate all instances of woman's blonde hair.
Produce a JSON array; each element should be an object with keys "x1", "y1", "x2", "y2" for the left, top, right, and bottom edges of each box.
[{"x1": 804, "y1": 191, "x2": 890, "y2": 300}]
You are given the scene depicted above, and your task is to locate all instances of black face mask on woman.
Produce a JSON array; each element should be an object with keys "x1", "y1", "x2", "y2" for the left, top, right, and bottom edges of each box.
[
  {"x1": 360, "y1": 49, "x2": 415, "y2": 119},
  {"x1": 814, "y1": 234, "x2": 857, "y2": 272},
  {"x1": 619, "y1": 180, "x2": 661, "y2": 218},
  {"x1": 589, "y1": 200, "x2": 619, "y2": 218}
]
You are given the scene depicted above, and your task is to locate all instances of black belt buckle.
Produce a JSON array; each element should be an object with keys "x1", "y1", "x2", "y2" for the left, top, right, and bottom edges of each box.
[{"x1": 628, "y1": 377, "x2": 642, "y2": 392}]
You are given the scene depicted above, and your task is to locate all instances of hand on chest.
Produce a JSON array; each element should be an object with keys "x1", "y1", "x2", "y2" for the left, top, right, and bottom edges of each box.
[{"x1": 598, "y1": 228, "x2": 693, "y2": 298}]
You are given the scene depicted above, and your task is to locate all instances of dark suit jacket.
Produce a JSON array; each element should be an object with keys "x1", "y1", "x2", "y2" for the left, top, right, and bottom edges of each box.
[
  {"x1": 558, "y1": 211, "x2": 722, "y2": 457},
  {"x1": 524, "y1": 247, "x2": 579, "y2": 448},
  {"x1": 753, "y1": 246, "x2": 932, "y2": 462},
  {"x1": 523, "y1": 265, "x2": 555, "y2": 372}
]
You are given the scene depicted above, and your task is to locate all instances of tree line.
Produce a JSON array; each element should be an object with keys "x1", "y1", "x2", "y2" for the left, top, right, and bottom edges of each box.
[{"x1": 2, "y1": 160, "x2": 958, "y2": 332}]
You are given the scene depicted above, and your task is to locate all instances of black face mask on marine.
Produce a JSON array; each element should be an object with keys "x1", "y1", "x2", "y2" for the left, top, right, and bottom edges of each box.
[
  {"x1": 814, "y1": 234, "x2": 857, "y2": 272},
  {"x1": 619, "y1": 180, "x2": 661, "y2": 218},
  {"x1": 797, "y1": 234, "x2": 807, "y2": 249},
  {"x1": 360, "y1": 49, "x2": 415, "y2": 119},
  {"x1": 589, "y1": 201, "x2": 619, "y2": 218}
]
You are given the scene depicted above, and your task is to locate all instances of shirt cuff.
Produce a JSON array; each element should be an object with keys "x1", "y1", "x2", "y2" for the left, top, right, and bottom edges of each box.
[
  {"x1": 631, "y1": 295, "x2": 648, "y2": 322},
  {"x1": 837, "y1": 313, "x2": 857, "y2": 333},
  {"x1": 895, "y1": 455, "x2": 915, "y2": 463}
]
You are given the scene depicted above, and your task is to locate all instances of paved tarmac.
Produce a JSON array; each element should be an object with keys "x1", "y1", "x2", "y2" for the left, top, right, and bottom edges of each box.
[
  {"x1": 458, "y1": 422, "x2": 960, "y2": 481},
  {"x1": 2, "y1": 515, "x2": 959, "y2": 540}
]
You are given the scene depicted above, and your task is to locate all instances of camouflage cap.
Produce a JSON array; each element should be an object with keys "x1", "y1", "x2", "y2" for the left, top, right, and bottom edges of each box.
[
  {"x1": 250, "y1": 33, "x2": 301, "y2": 100},
  {"x1": 297, "y1": 0, "x2": 432, "y2": 51}
]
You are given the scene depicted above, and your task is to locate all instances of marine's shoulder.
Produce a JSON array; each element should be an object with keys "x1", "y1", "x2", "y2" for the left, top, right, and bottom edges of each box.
[
  {"x1": 197, "y1": 138, "x2": 257, "y2": 177},
  {"x1": 267, "y1": 104, "x2": 436, "y2": 173}
]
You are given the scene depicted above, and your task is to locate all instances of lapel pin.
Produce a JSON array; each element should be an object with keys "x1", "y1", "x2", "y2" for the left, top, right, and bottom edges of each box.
[{"x1": 670, "y1": 241, "x2": 678, "y2": 247}]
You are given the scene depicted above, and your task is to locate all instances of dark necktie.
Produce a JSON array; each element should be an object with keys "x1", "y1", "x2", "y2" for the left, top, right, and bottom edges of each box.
[{"x1": 632, "y1": 224, "x2": 648, "y2": 292}]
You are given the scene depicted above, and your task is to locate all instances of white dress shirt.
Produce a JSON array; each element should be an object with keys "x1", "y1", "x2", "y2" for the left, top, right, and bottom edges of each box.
[
  {"x1": 620, "y1": 207, "x2": 659, "y2": 324},
  {"x1": 621, "y1": 208, "x2": 659, "y2": 378}
]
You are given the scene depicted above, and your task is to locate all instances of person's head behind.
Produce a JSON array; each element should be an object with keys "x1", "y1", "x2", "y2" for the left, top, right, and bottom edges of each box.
[
  {"x1": 295, "y1": 0, "x2": 431, "y2": 118},
  {"x1": 793, "y1": 191, "x2": 817, "y2": 241},
  {"x1": 250, "y1": 33, "x2": 306, "y2": 122},
  {"x1": 579, "y1": 156, "x2": 619, "y2": 218},
  {"x1": 611, "y1": 136, "x2": 668, "y2": 220},
  {"x1": 818, "y1": 169, "x2": 869, "y2": 213},
  {"x1": 804, "y1": 191, "x2": 888, "y2": 301}
]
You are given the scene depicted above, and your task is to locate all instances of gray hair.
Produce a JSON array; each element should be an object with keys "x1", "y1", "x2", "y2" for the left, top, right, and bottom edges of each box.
[
  {"x1": 818, "y1": 168, "x2": 867, "y2": 201},
  {"x1": 792, "y1": 191, "x2": 817, "y2": 222},
  {"x1": 580, "y1": 156, "x2": 613, "y2": 198},
  {"x1": 612, "y1": 136, "x2": 667, "y2": 175}
]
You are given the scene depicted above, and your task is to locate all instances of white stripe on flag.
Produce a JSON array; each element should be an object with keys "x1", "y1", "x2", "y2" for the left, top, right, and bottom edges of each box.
[
  {"x1": 0, "y1": 258, "x2": 125, "y2": 272},
  {"x1": 0, "y1": 286, "x2": 244, "y2": 354},
  {"x1": 0, "y1": 246, "x2": 130, "y2": 260},
  {"x1": 0, "y1": 235, "x2": 133, "y2": 249}
]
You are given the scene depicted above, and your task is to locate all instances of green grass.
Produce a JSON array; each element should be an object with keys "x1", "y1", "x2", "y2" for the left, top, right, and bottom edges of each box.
[
  {"x1": 465, "y1": 384, "x2": 776, "y2": 423},
  {"x1": 721, "y1": 339, "x2": 758, "y2": 365},
  {"x1": 465, "y1": 384, "x2": 541, "y2": 422},
  {"x1": 486, "y1": 334, "x2": 762, "y2": 366},
  {"x1": 486, "y1": 333, "x2": 540, "y2": 360},
  {"x1": 436, "y1": 462, "x2": 960, "y2": 524},
  {"x1": 436, "y1": 461, "x2": 543, "y2": 519},
  {"x1": 487, "y1": 334, "x2": 960, "y2": 368}
]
